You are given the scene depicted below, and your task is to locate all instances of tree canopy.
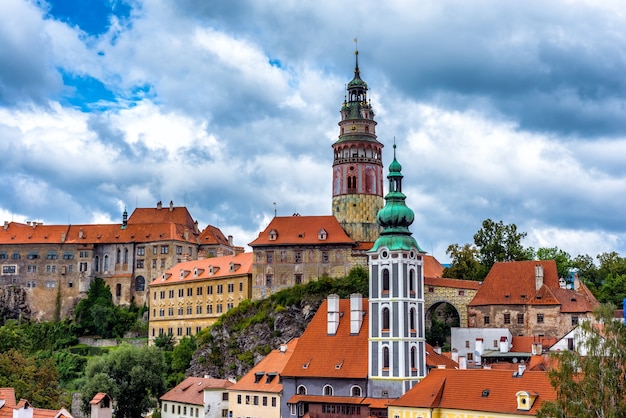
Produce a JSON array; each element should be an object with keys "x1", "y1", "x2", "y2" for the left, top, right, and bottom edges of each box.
[
  {"x1": 538, "y1": 304, "x2": 626, "y2": 417},
  {"x1": 80, "y1": 344, "x2": 166, "y2": 418}
]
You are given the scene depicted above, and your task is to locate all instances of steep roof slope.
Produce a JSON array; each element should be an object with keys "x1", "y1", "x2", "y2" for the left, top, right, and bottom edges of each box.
[
  {"x1": 249, "y1": 216, "x2": 355, "y2": 246},
  {"x1": 160, "y1": 377, "x2": 233, "y2": 405}
]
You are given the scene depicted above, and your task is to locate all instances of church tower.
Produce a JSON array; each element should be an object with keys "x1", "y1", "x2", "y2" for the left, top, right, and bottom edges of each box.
[
  {"x1": 332, "y1": 48, "x2": 384, "y2": 243},
  {"x1": 368, "y1": 145, "x2": 426, "y2": 398}
]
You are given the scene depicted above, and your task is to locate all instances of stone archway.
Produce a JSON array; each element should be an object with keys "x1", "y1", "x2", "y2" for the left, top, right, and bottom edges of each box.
[{"x1": 425, "y1": 301, "x2": 461, "y2": 349}]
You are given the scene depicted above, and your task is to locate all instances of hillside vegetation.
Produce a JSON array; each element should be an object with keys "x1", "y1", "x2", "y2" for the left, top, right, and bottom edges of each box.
[{"x1": 188, "y1": 266, "x2": 368, "y2": 380}]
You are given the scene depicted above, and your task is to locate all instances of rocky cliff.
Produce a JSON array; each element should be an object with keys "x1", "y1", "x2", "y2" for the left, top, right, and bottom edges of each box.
[{"x1": 0, "y1": 286, "x2": 31, "y2": 323}]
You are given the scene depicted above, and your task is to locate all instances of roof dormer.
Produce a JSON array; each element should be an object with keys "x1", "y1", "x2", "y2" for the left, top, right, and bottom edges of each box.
[
  {"x1": 269, "y1": 229, "x2": 278, "y2": 241},
  {"x1": 180, "y1": 269, "x2": 190, "y2": 279},
  {"x1": 161, "y1": 273, "x2": 172, "y2": 281},
  {"x1": 318, "y1": 228, "x2": 327, "y2": 240},
  {"x1": 229, "y1": 262, "x2": 241, "y2": 272},
  {"x1": 208, "y1": 265, "x2": 220, "y2": 275},
  {"x1": 516, "y1": 390, "x2": 538, "y2": 411}
]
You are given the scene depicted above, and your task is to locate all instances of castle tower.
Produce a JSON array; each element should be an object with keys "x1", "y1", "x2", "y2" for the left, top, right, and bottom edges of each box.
[
  {"x1": 368, "y1": 145, "x2": 426, "y2": 398},
  {"x1": 332, "y1": 48, "x2": 384, "y2": 243}
]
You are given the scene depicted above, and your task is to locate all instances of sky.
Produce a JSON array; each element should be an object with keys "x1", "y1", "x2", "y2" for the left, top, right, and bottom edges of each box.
[{"x1": 1, "y1": 0, "x2": 626, "y2": 263}]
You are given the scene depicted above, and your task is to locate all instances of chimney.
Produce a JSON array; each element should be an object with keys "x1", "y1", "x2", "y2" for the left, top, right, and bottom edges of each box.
[
  {"x1": 518, "y1": 362, "x2": 526, "y2": 376},
  {"x1": 4, "y1": 221, "x2": 8, "y2": 230},
  {"x1": 228, "y1": 235, "x2": 233, "y2": 246},
  {"x1": 574, "y1": 273, "x2": 581, "y2": 291},
  {"x1": 61, "y1": 232, "x2": 66, "y2": 242},
  {"x1": 169, "y1": 200, "x2": 174, "y2": 211},
  {"x1": 122, "y1": 209, "x2": 128, "y2": 229},
  {"x1": 327, "y1": 294, "x2": 340, "y2": 335},
  {"x1": 157, "y1": 201, "x2": 162, "y2": 209},
  {"x1": 531, "y1": 342, "x2": 542, "y2": 355},
  {"x1": 451, "y1": 348, "x2": 459, "y2": 363},
  {"x1": 458, "y1": 356, "x2": 467, "y2": 369},
  {"x1": 433, "y1": 345, "x2": 442, "y2": 355},
  {"x1": 194, "y1": 220, "x2": 199, "y2": 233},
  {"x1": 499, "y1": 336, "x2": 509, "y2": 353},
  {"x1": 350, "y1": 293, "x2": 363, "y2": 334},
  {"x1": 535, "y1": 264, "x2": 544, "y2": 290},
  {"x1": 79, "y1": 228, "x2": 84, "y2": 239}
]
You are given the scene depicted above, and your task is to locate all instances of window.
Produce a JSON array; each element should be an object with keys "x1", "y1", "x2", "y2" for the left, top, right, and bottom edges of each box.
[
  {"x1": 68, "y1": 265, "x2": 73, "y2": 273},
  {"x1": 266, "y1": 251, "x2": 273, "y2": 263},
  {"x1": 297, "y1": 385, "x2": 307, "y2": 395},
  {"x1": 152, "y1": 259, "x2": 157, "y2": 268},
  {"x1": 197, "y1": 286, "x2": 203, "y2": 296},
  {"x1": 161, "y1": 259, "x2": 165, "y2": 267},
  {"x1": 517, "y1": 313, "x2": 524, "y2": 324},
  {"x1": 272, "y1": 397, "x2": 277, "y2": 407},
  {"x1": 116, "y1": 249, "x2": 121, "y2": 264},
  {"x1": 572, "y1": 316, "x2": 579, "y2": 326},
  {"x1": 458, "y1": 290, "x2": 465, "y2": 296},
  {"x1": 428, "y1": 286, "x2": 435, "y2": 293},
  {"x1": 134, "y1": 276, "x2": 145, "y2": 291},
  {"x1": 237, "y1": 394, "x2": 242, "y2": 404},
  {"x1": 160, "y1": 290, "x2": 165, "y2": 299},
  {"x1": 221, "y1": 410, "x2": 228, "y2": 418},
  {"x1": 467, "y1": 352, "x2": 474, "y2": 361},
  {"x1": 262, "y1": 396, "x2": 267, "y2": 406},
  {"x1": 537, "y1": 313, "x2": 544, "y2": 323},
  {"x1": 222, "y1": 392, "x2": 229, "y2": 401},
  {"x1": 2, "y1": 265, "x2": 16, "y2": 274},
  {"x1": 12, "y1": 251, "x2": 20, "y2": 260},
  {"x1": 295, "y1": 251, "x2": 302, "y2": 263},
  {"x1": 208, "y1": 285, "x2": 213, "y2": 295},
  {"x1": 321, "y1": 251, "x2": 329, "y2": 263},
  {"x1": 227, "y1": 283, "x2": 234, "y2": 292},
  {"x1": 178, "y1": 307, "x2": 183, "y2": 315},
  {"x1": 46, "y1": 252, "x2": 58, "y2": 260},
  {"x1": 196, "y1": 306, "x2": 202, "y2": 314},
  {"x1": 504, "y1": 313, "x2": 511, "y2": 324},
  {"x1": 177, "y1": 327, "x2": 183, "y2": 336},
  {"x1": 168, "y1": 307, "x2": 174, "y2": 316},
  {"x1": 124, "y1": 248, "x2": 128, "y2": 264},
  {"x1": 116, "y1": 283, "x2": 122, "y2": 297},
  {"x1": 159, "y1": 309, "x2": 165, "y2": 317},
  {"x1": 216, "y1": 304, "x2": 222, "y2": 313},
  {"x1": 484, "y1": 315, "x2": 490, "y2": 325},
  {"x1": 351, "y1": 386, "x2": 362, "y2": 397},
  {"x1": 295, "y1": 274, "x2": 302, "y2": 284},
  {"x1": 239, "y1": 282, "x2": 243, "y2": 291},
  {"x1": 382, "y1": 269, "x2": 390, "y2": 293},
  {"x1": 382, "y1": 307, "x2": 390, "y2": 330},
  {"x1": 290, "y1": 404, "x2": 297, "y2": 415},
  {"x1": 137, "y1": 247, "x2": 145, "y2": 256},
  {"x1": 176, "y1": 246, "x2": 183, "y2": 255},
  {"x1": 217, "y1": 284, "x2": 223, "y2": 294},
  {"x1": 104, "y1": 255, "x2": 109, "y2": 271},
  {"x1": 227, "y1": 303, "x2": 234, "y2": 311},
  {"x1": 28, "y1": 251, "x2": 39, "y2": 260},
  {"x1": 136, "y1": 259, "x2": 144, "y2": 268},
  {"x1": 79, "y1": 262, "x2": 88, "y2": 272},
  {"x1": 63, "y1": 252, "x2": 74, "y2": 260},
  {"x1": 266, "y1": 275, "x2": 272, "y2": 286},
  {"x1": 187, "y1": 288, "x2": 193, "y2": 296},
  {"x1": 253, "y1": 396, "x2": 259, "y2": 405},
  {"x1": 161, "y1": 245, "x2": 169, "y2": 254},
  {"x1": 0, "y1": 252, "x2": 6, "y2": 260},
  {"x1": 207, "y1": 305, "x2": 213, "y2": 314},
  {"x1": 382, "y1": 346, "x2": 390, "y2": 368},
  {"x1": 187, "y1": 306, "x2": 192, "y2": 315},
  {"x1": 465, "y1": 340, "x2": 470, "y2": 348},
  {"x1": 409, "y1": 307, "x2": 416, "y2": 331},
  {"x1": 323, "y1": 385, "x2": 333, "y2": 396},
  {"x1": 169, "y1": 290, "x2": 174, "y2": 298},
  {"x1": 410, "y1": 346, "x2": 418, "y2": 369}
]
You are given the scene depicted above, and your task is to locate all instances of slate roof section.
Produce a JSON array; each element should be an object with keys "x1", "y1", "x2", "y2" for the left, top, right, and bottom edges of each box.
[
  {"x1": 468, "y1": 260, "x2": 597, "y2": 311},
  {"x1": 249, "y1": 216, "x2": 356, "y2": 247},
  {"x1": 390, "y1": 369, "x2": 555, "y2": 415},
  {"x1": 229, "y1": 338, "x2": 299, "y2": 393},
  {"x1": 160, "y1": 377, "x2": 233, "y2": 405},
  {"x1": 150, "y1": 252, "x2": 252, "y2": 287},
  {"x1": 282, "y1": 298, "x2": 368, "y2": 379}
]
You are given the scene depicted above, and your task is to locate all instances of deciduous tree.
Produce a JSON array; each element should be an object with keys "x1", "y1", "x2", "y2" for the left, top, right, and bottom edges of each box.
[
  {"x1": 443, "y1": 243, "x2": 486, "y2": 281},
  {"x1": 473, "y1": 218, "x2": 530, "y2": 270}
]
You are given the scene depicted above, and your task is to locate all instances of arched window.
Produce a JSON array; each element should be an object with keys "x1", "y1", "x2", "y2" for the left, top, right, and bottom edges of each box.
[
  {"x1": 95, "y1": 256, "x2": 100, "y2": 272},
  {"x1": 323, "y1": 385, "x2": 334, "y2": 396},
  {"x1": 116, "y1": 249, "x2": 121, "y2": 264},
  {"x1": 411, "y1": 346, "x2": 417, "y2": 370},
  {"x1": 351, "y1": 386, "x2": 362, "y2": 397},
  {"x1": 382, "y1": 346, "x2": 390, "y2": 369},
  {"x1": 382, "y1": 269, "x2": 390, "y2": 293},
  {"x1": 135, "y1": 276, "x2": 145, "y2": 292},
  {"x1": 297, "y1": 385, "x2": 307, "y2": 395},
  {"x1": 382, "y1": 307, "x2": 390, "y2": 330},
  {"x1": 409, "y1": 269, "x2": 416, "y2": 295},
  {"x1": 124, "y1": 248, "x2": 129, "y2": 264},
  {"x1": 104, "y1": 255, "x2": 109, "y2": 271}
]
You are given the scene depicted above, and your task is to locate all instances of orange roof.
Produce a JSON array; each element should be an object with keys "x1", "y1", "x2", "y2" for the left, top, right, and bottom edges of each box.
[
  {"x1": 390, "y1": 369, "x2": 555, "y2": 415},
  {"x1": 425, "y1": 344, "x2": 459, "y2": 369},
  {"x1": 0, "y1": 388, "x2": 16, "y2": 407},
  {"x1": 199, "y1": 225, "x2": 231, "y2": 246},
  {"x1": 230, "y1": 338, "x2": 299, "y2": 393},
  {"x1": 510, "y1": 336, "x2": 558, "y2": 353},
  {"x1": 249, "y1": 216, "x2": 355, "y2": 246},
  {"x1": 282, "y1": 298, "x2": 368, "y2": 379},
  {"x1": 160, "y1": 377, "x2": 233, "y2": 405},
  {"x1": 0, "y1": 391, "x2": 72, "y2": 418},
  {"x1": 423, "y1": 255, "x2": 445, "y2": 279},
  {"x1": 128, "y1": 204, "x2": 196, "y2": 229},
  {"x1": 89, "y1": 393, "x2": 110, "y2": 405},
  {"x1": 150, "y1": 252, "x2": 252, "y2": 287},
  {"x1": 469, "y1": 260, "x2": 576, "y2": 307}
]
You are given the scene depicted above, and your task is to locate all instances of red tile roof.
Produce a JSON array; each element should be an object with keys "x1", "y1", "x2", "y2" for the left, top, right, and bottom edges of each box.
[
  {"x1": 425, "y1": 344, "x2": 459, "y2": 370},
  {"x1": 128, "y1": 205, "x2": 196, "y2": 229},
  {"x1": 150, "y1": 252, "x2": 252, "y2": 287},
  {"x1": 390, "y1": 369, "x2": 556, "y2": 415},
  {"x1": 0, "y1": 388, "x2": 16, "y2": 407},
  {"x1": 229, "y1": 338, "x2": 299, "y2": 393},
  {"x1": 423, "y1": 255, "x2": 445, "y2": 279},
  {"x1": 282, "y1": 298, "x2": 368, "y2": 379},
  {"x1": 0, "y1": 390, "x2": 72, "y2": 418},
  {"x1": 469, "y1": 260, "x2": 597, "y2": 312},
  {"x1": 424, "y1": 276, "x2": 481, "y2": 290},
  {"x1": 249, "y1": 216, "x2": 355, "y2": 247},
  {"x1": 160, "y1": 377, "x2": 233, "y2": 405},
  {"x1": 198, "y1": 225, "x2": 231, "y2": 246},
  {"x1": 89, "y1": 393, "x2": 110, "y2": 405},
  {"x1": 510, "y1": 336, "x2": 558, "y2": 353}
]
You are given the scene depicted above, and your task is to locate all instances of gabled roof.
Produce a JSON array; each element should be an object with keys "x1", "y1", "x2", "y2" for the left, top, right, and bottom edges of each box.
[
  {"x1": 127, "y1": 204, "x2": 196, "y2": 230},
  {"x1": 0, "y1": 389, "x2": 72, "y2": 418},
  {"x1": 198, "y1": 225, "x2": 231, "y2": 246},
  {"x1": 150, "y1": 252, "x2": 252, "y2": 287},
  {"x1": 390, "y1": 369, "x2": 555, "y2": 415},
  {"x1": 282, "y1": 298, "x2": 368, "y2": 379},
  {"x1": 249, "y1": 216, "x2": 355, "y2": 247},
  {"x1": 89, "y1": 392, "x2": 111, "y2": 405},
  {"x1": 469, "y1": 260, "x2": 597, "y2": 310},
  {"x1": 229, "y1": 338, "x2": 299, "y2": 393},
  {"x1": 423, "y1": 255, "x2": 445, "y2": 280},
  {"x1": 510, "y1": 336, "x2": 558, "y2": 353},
  {"x1": 160, "y1": 377, "x2": 233, "y2": 405}
]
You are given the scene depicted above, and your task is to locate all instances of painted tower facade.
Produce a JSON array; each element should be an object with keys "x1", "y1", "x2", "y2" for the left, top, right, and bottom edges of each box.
[
  {"x1": 368, "y1": 146, "x2": 426, "y2": 398},
  {"x1": 332, "y1": 49, "x2": 384, "y2": 243}
]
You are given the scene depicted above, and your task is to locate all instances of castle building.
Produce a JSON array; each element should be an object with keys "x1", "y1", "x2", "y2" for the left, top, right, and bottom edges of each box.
[
  {"x1": 332, "y1": 49, "x2": 384, "y2": 244},
  {"x1": 0, "y1": 201, "x2": 236, "y2": 321},
  {"x1": 368, "y1": 145, "x2": 427, "y2": 398},
  {"x1": 147, "y1": 252, "x2": 252, "y2": 344}
]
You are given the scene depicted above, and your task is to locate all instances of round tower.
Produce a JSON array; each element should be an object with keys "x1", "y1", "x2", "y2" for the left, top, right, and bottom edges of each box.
[{"x1": 332, "y1": 48, "x2": 384, "y2": 243}]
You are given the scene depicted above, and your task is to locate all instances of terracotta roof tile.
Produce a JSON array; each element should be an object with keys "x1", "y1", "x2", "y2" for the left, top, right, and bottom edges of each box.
[
  {"x1": 390, "y1": 369, "x2": 556, "y2": 415},
  {"x1": 198, "y1": 225, "x2": 231, "y2": 246},
  {"x1": 425, "y1": 344, "x2": 459, "y2": 369},
  {"x1": 160, "y1": 377, "x2": 233, "y2": 405},
  {"x1": 249, "y1": 216, "x2": 355, "y2": 247},
  {"x1": 0, "y1": 388, "x2": 16, "y2": 407},
  {"x1": 150, "y1": 252, "x2": 252, "y2": 287},
  {"x1": 424, "y1": 276, "x2": 481, "y2": 290},
  {"x1": 282, "y1": 298, "x2": 368, "y2": 379},
  {"x1": 89, "y1": 393, "x2": 110, "y2": 405},
  {"x1": 229, "y1": 338, "x2": 299, "y2": 393},
  {"x1": 510, "y1": 336, "x2": 558, "y2": 353},
  {"x1": 128, "y1": 205, "x2": 196, "y2": 229}
]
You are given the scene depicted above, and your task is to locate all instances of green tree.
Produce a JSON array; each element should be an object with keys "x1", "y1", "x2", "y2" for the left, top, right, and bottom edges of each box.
[
  {"x1": 536, "y1": 246, "x2": 571, "y2": 278},
  {"x1": 81, "y1": 344, "x2": 166, "y2": 418},
  {"x1": 596, "y1": 273, "x2": 626, "y2": 306},
  {"x1": 537, "y1": 304, "x2": 626, "y2": 417},
  {"x1": 571, "y1": 254, "x2": 600, "y2": 289},
  {"x1": 473, "y1": 219, "x2": 530, "y2": 271},
  {"x1": 0, "y1": 320, "x2": 32, "y2": 353},
  {"x1": 443, "y1": 243, "x2": 486, "y2": 281}
]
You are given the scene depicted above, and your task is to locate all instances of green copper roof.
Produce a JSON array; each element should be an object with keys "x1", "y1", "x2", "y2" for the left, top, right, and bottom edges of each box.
[{"x1": 370, "y1": 145, "x2": 423, "y2": 253}]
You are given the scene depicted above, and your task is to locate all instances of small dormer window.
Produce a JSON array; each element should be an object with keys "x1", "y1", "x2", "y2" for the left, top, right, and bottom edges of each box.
[
  {"x1": 516, "y1": 391, "x2": 538, "y2": 411},
  {"x1": 180, "y1": 270, "x2": 185, "y2": 278},
  {"x1": 208, "y1": 265, "x2": 214, "y2": 275},
  {"x1": 318, "y1": 229, "x2": 327, "y2": 240},
  {"x1": 194, "y1": 268, "x2": 198, "y2": 277},
  {"x1": 269, "y1": 229, "x2": 278, "y2": 241}
]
